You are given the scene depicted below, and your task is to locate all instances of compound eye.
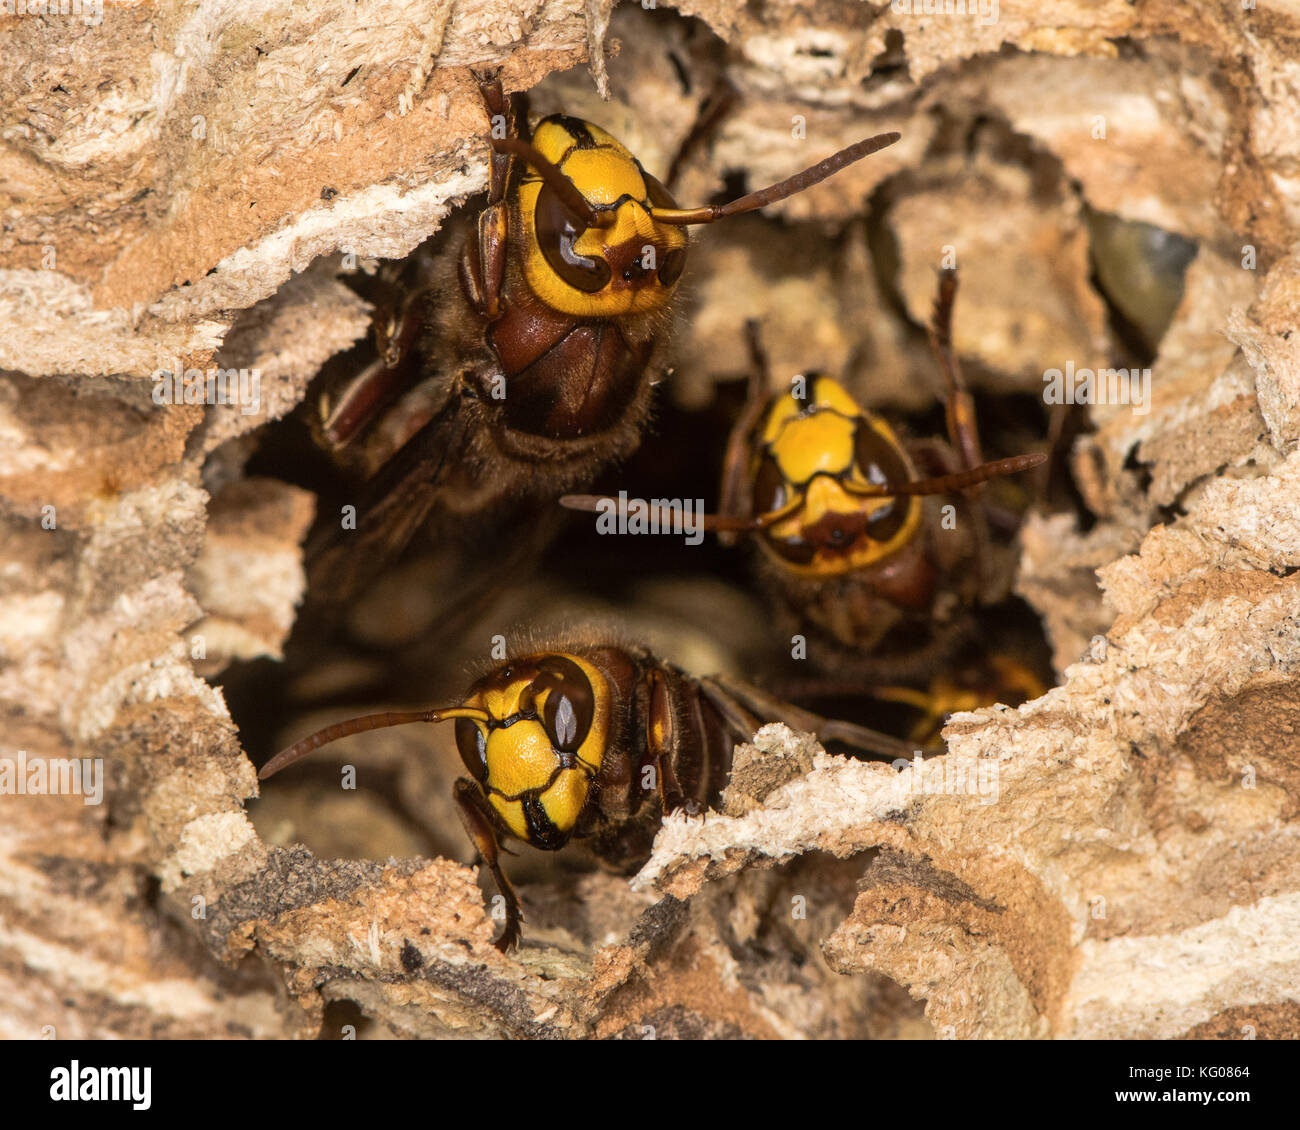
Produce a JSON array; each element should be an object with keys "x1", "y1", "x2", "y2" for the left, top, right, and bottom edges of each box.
[
  {"x1": 552, "y1": 695, "x2": 578, "y2": 747},
  {"x1": 535, "y1": 182, "x2": 612, "y2": 294},
  {"x1": 455, "y1": 717, "x2": 488, "y2": 780},
  {"x1": 534, "y1": 656, "x2": 595, "y2": 753},
  {"x1": 769, "y1": 535, "x2": 817, "y2": 565},
  {"x1": 657, "y1": 247, "x2": 686, "y2": 287},
  {"x1": 753, "y1": 453, "x2": 791, "y2": 516},
  {"x1": 852, "y1": 422, "x2": 912, "y2": 542},
  {"x1": 644, "y1": 170, "x2": 677, "y2": 210},
  {"x1": 853, "y1": 421, "x2": 910, "y2": 490},
  {"x1": 643, "y1": 173, "x2": 685, "y2": 286},
  {"x1": 865, "y1": 500, "x2": 907, "y2": 543}
]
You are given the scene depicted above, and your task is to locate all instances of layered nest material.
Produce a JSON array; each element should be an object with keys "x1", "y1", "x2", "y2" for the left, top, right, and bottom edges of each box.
[{"x1": 3, "y1": 1, "x2": 1300, "y2": 1039}]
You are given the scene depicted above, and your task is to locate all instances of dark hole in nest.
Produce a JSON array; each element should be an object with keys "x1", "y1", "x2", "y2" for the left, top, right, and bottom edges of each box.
[
  {"x1": 319, "y1": 998, "x2": 372, "y2": 1040},
  {"x1": 863, "y1": 28, "x2": 909, "y2": 88},
  {"x1": 220, "y1": 281, "x2": 1066, "y2": 780},
  {"x1": 1085, "y1": 207, "x2": 1198, "y2": 367},
  {"x1": 221, "y1": 375, "x2": 1063, "y2": 810}
]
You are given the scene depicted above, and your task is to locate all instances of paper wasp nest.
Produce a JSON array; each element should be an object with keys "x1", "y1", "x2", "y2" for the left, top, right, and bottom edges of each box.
[{"x1": 2, "y1": 0, "x2": 1299, "y2": 1040}]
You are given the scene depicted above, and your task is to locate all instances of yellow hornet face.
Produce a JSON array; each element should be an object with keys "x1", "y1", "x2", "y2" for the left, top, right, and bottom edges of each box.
[
  {"x1": 751, "y1": 376, "x2": 923, "y2": 578},
  {"x1": 453, "y1": 653, "x2": 610, "y2": 849},
  {"x1": 518, "y1": 116, "x2": 689, "y2": 319}
]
